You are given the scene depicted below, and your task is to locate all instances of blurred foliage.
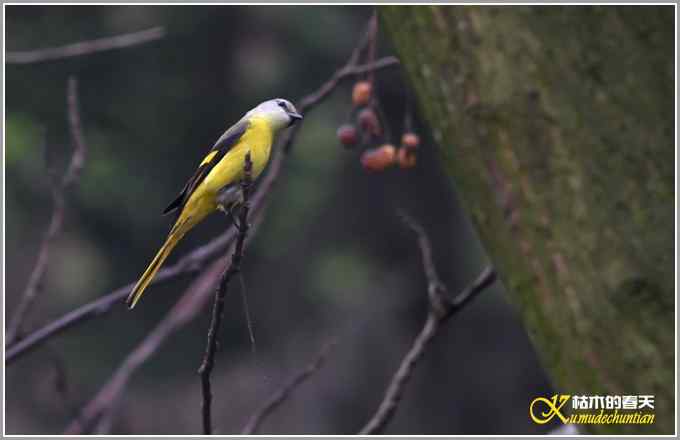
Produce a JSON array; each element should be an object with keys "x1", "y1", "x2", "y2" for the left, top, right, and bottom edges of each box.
[{"x1": 6, "y1": 6, "x2": 553, "y2": 435}]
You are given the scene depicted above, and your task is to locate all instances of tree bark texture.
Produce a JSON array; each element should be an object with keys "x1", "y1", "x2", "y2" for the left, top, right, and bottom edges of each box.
[{"x1": 381, "y1": 6, "x2": 674, "y2": 434}]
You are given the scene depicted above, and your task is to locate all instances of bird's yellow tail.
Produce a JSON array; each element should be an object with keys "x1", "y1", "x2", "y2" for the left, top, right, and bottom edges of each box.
[{"x1": 126, "y1": 220, "x2": 191, "y2": 309}]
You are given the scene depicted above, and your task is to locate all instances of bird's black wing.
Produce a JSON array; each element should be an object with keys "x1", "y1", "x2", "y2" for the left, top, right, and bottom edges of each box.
[{"x1": 162, "y1": 118, "x2": 249, "y2": 216}]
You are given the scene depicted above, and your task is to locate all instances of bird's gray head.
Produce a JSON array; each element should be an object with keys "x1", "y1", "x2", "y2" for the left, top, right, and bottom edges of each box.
[{"x1": 246, "y1": 98, "x2": 303, "y2": 131}]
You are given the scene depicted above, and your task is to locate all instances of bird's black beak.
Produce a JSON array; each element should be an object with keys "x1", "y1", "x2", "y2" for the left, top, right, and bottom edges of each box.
[{"x1": 288, "y1": 112, "x2": 303, "y2": 127}]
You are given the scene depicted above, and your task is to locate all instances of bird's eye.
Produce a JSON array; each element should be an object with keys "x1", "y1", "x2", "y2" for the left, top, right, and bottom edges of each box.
[{"x1": 278, "y1": 101, "x2": 288, "y2": 111}]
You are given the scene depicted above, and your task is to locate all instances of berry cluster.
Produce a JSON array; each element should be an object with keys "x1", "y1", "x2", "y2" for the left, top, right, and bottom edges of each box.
[{"x1": 337, "y1": 80, "x2": 421, "y2": 173}]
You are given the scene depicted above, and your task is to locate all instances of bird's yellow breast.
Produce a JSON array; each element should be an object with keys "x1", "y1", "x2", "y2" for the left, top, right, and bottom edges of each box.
[
  {"x1": 180, "y1": 116, "x2": 274, "y2": 225},
  {"x1": 203, "y1": 116, "x2": 273, "y2": 192}
]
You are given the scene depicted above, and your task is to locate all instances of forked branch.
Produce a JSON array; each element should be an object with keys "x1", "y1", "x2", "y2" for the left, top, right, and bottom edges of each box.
[
  {"x1": 6, "y1": 76, "x2": 88, "y2": 345},
  {"x1": 359, "y1": 214, "x2": 497, "y2": 435}
]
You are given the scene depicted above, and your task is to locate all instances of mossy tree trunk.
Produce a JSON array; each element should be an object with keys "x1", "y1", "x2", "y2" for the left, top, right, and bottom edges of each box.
[{"x1": 381, "y1": 6, "x2": 674, "y2": 434}]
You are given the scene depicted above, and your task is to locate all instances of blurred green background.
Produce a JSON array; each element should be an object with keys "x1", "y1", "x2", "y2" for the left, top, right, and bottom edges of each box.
[{"x1": 6, "y1": 5, "x2": 555, "y2": 434}]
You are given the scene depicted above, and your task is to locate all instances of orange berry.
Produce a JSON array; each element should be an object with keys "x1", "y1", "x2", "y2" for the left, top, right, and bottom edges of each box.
[
  {"x1": 401, "y1": 132, "x2": 420, "y2": 149},
  {"x1": 361, "y1": 144, "x2": 396, "y2": 172},
  {"x1": 397, "y1": 147, "x2": 417, "y2": 169},
  {"x1": 358, "y1": 108, "x2": 382, "y2": 136},
  {"x1": 337, "y1": 124, "x2": 358, "y2": 148},
  {"x1": 352, "y1": 81, "x2": 372, "y2": 106}
]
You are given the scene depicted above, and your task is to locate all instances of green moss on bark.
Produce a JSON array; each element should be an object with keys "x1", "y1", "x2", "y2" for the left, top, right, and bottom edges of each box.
[{"x1": 381, "y1": 6, "x2": 674, "y2": 434}]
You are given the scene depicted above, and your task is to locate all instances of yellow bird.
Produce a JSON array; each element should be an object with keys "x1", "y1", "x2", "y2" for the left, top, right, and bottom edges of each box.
[{"x1": 126, "y1": 99, "x2": 302, "y2": 309}]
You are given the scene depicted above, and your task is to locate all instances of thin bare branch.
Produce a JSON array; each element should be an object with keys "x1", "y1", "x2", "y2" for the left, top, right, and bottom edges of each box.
[
  {"x1": 398, "y1": 211, "x2": 450, "y2": 315},
  {"x1": 6, "y1": 54, "x2": 399, "y2": 365},
  {"x1": 359, "y1": 215, "x2": 497, "y2": 435},
  {"x1": 6, "y1": 76, "x2": 88, "y2": 345},
  {"x1": 198, "y1": 153, "x2": 253, "y2": 435},
  {"x1": 295, "y1": 56, "x2": 399, "y2": 122},
  {"x1": 241, "y1": 340, "x2": 337, "y2": 435},
  {"x1": 6, "y1": 27, "x2": 165, "y2": 64}
]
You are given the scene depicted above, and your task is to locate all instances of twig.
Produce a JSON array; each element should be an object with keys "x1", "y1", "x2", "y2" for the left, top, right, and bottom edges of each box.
[
  {"x1": 241, "y1": 340, "x2": 337, "y2": 435},
  {"x1": 6, "y1": 26, "x2": 165, "y2": 64},
  {"x1": 198, "y1": 153, "x2": 253, "y2": 435},
  {"x1": 358, "y1": 214, "x2": 497, "y2": 435},
  {"x1": 295, "y1": 56, "x2": 399, "y2": 122},
  {"x1": 6, "y1": 76, "x2": 88, "y2": 345},
  {"x1": 5, "y1": 54, "x2": 398, "y2": 365}
]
